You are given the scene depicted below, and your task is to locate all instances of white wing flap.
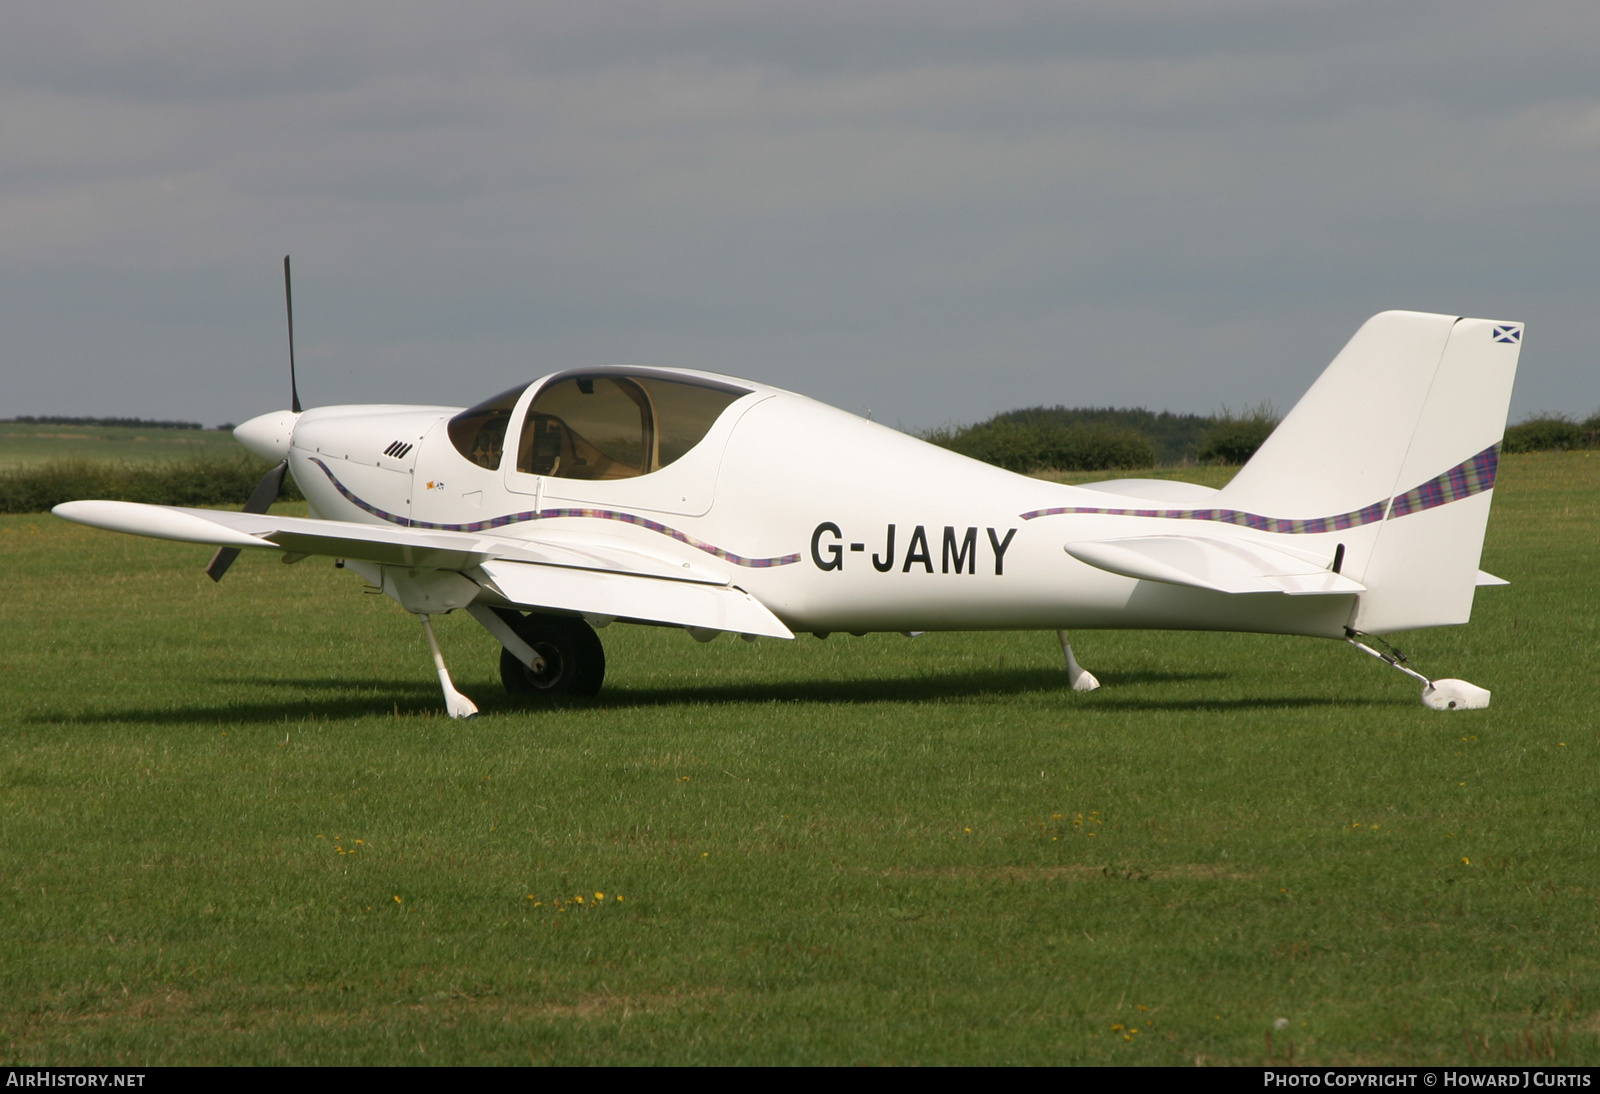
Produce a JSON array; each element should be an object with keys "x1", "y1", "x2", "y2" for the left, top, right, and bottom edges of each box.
[
  {"x1": 474, "y1": 559, "x2": 793, "y2": 639},
  {"x1": 1065, "y1": 535, "x2": 1366, "y2": 596}
]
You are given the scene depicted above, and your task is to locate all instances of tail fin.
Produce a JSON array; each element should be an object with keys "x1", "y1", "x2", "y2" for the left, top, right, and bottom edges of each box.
[{"x1": 1216, "y1": 311, "x2": 1522, "y2": 633}]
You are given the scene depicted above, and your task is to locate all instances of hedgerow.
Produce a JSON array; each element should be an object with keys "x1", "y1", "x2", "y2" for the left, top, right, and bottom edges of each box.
[
  {"x1": 0, "y1": 456, "x2": 302, "y2": 514},
  {"x1": 1501, "y1": 413, "x2": 1600, "y2": 454},
  {"x1": 923, "y1": 420, "x2": 1156, "y2": 473}
]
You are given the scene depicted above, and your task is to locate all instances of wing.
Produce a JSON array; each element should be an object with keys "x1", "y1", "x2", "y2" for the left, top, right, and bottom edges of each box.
[
  {"x1": 53, "y1": 500, "x2": 793, "y2": 638},
  {"x1": 1064, "y1": 534, "x2": 1367, "y2": 596}
]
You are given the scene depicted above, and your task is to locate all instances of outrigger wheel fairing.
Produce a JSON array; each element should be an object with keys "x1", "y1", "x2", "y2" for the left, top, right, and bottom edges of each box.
[{"x1": 495, "y1": 610, "x2": 607, "y2": 699}]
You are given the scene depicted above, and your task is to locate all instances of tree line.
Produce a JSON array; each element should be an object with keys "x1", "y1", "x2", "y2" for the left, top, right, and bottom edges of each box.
[
  {"x1": 920, "y1": 404, "x2": 1280, "y2": 473},
  {"x1": 921, "y1": 404, "x2": 1600, "y2": 474},
  {"x1": 5, "y1": 415, "x2": 212, "y2": 430}
]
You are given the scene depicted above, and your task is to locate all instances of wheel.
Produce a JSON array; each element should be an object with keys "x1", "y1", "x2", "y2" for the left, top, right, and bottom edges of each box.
[{"x1": 498, "y1": 611, "x2": 606, "y2": 699}]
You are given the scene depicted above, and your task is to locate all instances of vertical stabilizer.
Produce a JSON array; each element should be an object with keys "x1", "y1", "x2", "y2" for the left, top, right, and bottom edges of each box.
[
  {"x1": 1219, "y1": 311, "x2": 1458, "y2": 518},
  {"x1": 1215, "y1": 311, "x2": 1521, "y2": 633}
]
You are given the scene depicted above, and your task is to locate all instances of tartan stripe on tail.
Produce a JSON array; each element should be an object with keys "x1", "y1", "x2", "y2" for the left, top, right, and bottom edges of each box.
[{"x1": 1388, "y1": 444, "x2": 1499, "y2": 518}]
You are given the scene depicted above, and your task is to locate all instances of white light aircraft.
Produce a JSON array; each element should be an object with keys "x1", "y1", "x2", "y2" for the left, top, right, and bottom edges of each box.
[{"x1": 54, "y1": 260, "x2": 1521, "y2": 717}]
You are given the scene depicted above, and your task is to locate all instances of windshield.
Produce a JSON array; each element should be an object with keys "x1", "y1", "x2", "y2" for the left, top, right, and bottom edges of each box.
[{"x1": 446, "y1": 383, "x2": 531, "y2": 469}]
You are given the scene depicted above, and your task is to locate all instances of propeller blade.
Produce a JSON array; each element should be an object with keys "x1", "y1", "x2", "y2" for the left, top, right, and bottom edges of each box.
[
  {"x1": 205, "y1": 459, "x2": 289, "y2": 582},
  {"x1": 285, "y1": 255, "x2": 301, "y2": 414}
]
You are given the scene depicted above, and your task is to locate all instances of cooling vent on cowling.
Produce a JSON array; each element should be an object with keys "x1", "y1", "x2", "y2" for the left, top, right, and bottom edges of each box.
[{"x1": 384, "y1": 441, "x2": 413, "y2": 459}]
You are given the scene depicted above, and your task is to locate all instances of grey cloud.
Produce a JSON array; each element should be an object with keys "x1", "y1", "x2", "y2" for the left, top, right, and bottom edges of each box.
[{"x1": 1, "y1": 1, "x2": 1596, "y2": 429}]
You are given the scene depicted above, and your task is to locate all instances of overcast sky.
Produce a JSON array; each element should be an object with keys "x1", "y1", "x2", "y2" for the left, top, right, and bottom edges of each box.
[{"x1": 3, "y1": 1, "x2": 1596, "y2": 430}]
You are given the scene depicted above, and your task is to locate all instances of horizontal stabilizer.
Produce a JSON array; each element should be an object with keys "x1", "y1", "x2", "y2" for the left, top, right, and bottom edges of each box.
[
  {"x1": 1064, "y1": 535, "x2": 1366, "y2": 596},
  {"x1": 1476, "y1": 570, "x2": 1509, "y2": 587},
  {"x1": 475, "y1": 559, "x2": 793, "y2": 639}
]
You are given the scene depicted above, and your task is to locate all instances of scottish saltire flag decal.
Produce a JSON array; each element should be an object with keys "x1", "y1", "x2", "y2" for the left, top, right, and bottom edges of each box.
[
  {"x1": 1493, "y1": 324, "x2": 1521, "y2": 344},
  {"x1": 309, "y1": 458, "x2": 802, "y2": 568},
  {"x1": 1021, "y1": 444, "x2": 1500, "y2": 531}
]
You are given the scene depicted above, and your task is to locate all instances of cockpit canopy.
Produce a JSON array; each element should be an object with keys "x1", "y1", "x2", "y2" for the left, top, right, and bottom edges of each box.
[{"x1": 447, "y1": 371, "x2": 749, "y2": 479}]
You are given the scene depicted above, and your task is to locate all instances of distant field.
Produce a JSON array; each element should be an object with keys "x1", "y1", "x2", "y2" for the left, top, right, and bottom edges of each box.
[
  {"x1": 0, "y1": 451, "x2": 1594, "y2": 1065},
  {"x1": 0, "y1": 422, "x2": 244, "y2": 467}
]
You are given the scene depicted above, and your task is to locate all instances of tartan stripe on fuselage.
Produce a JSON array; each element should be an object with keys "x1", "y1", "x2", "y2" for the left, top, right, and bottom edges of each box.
[
  {"x1": 1019, "y1": 444, "x2": 1500, "y2": 530},
  {"x1": 307, "y1": 457, "x2": 802, "y2": 568}
]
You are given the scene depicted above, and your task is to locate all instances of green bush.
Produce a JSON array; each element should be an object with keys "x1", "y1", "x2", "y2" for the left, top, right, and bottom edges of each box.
[
  {"x1": 1196, "y1": 404, "x2": 1280, "y2": 465},
  {"x1": 935, "y1": 420, "x2": 1047, "y2": 473},
  {"x1": 927, "y1": 420, "x2": 1154, "y2": 473},
  {"x1": 1036, "y1": 424, "x2": 1156, "y2": 471},
  {"x1": 988, "y1": 406, "x2": 1213, "y2": 465},
  {"x1": 0, "y1": 456, "x2": 303, "y2": 514},
  {"x1": 1501, "y1": 415, "x2": 1595, "y2": 454}
]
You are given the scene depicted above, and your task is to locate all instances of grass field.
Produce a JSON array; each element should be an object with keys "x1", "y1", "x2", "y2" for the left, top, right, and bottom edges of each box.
[
  {"x1": 0, "y1": 423, "x2": 242, "y2": 468},
  {"x1": 1, "y1": 452, "x2": 1595, "y2": 1065}
]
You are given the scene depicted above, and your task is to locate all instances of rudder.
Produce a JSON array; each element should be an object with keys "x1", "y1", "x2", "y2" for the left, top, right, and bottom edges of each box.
[{"x1": 1350, "y1": 316, "x2": 1521, "y2": 632}]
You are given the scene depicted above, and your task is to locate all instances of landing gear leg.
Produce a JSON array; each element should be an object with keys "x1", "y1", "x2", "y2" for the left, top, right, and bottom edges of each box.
[
  {"x1": 475, "y1": 608, "x2": 606, "y2": 700},
  {"x1": 1344, "y1": 629, "x2": 1489, "y2": 710},
  {"x1": 1056, "y1": 631, "x2": 1101, "y2": 691},
  {"x1": 420, "y1": 613, "x2": 480, "y2": 719}
]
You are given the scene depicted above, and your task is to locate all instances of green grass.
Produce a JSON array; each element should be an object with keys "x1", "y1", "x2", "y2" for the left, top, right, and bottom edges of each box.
[
  {"x1": 1, "y1": 452, "x2": 1596, "y2": 1065},
  {"x1": 0, "y1": 423, "x2": 243, "y2": 469}
]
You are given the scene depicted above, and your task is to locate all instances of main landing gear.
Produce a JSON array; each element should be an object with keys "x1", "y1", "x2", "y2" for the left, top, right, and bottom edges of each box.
[
  {"x1": 361, "y1": 563, "x2": 608, "y2": 716},
  {"x1": 417, "y1": 606, "x2": 606, "y2": 717},
  {"x1": 487, "y1": 609, "x2": 607, "y2": 700}
]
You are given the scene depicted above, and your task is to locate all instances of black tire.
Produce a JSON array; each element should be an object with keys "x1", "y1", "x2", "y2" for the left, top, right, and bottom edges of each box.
[{"x1": 497, "y1": 611, "x2": 606, "y2": 699}]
